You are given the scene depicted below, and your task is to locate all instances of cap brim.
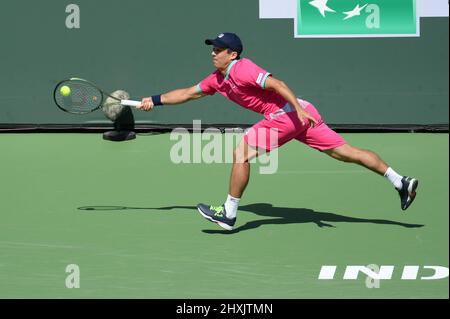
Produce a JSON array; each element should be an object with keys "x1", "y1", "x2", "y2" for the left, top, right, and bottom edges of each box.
[{"x1": 205, "y1": 38, "x2": 227, "y2": 48}]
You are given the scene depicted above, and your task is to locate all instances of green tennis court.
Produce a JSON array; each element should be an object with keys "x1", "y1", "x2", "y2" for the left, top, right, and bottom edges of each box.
[{"x1": 0, "y1": 132, "x2": 447, "y2": 298}]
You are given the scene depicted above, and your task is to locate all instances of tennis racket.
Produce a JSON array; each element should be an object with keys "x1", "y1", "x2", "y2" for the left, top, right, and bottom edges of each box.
[{"x1": 53, "y1": 77, "x2": 141, "y2": 114}]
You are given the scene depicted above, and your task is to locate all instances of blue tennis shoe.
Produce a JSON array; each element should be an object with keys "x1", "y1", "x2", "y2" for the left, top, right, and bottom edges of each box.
[{"x1": 197, "y1": 204, "x2": 236, "y2": 230}]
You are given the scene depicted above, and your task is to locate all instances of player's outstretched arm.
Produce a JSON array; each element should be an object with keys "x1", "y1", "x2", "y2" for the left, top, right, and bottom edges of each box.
[{"x1": 140, "y1": 86, "x2": 204, "y2": 111}]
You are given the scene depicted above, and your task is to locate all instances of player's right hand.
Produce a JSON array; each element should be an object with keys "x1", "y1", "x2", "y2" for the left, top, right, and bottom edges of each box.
[{"x1": 139, "y1": 97, "x2": 155, "y2": 111}]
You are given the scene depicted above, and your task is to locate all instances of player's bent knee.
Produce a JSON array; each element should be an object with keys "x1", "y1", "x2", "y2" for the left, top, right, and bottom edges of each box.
[
  {"x1": 233, "y1": 147, "x2": 247, "y2": 164},
  {"x1": 233, "y1": 141, "x2": 258, "y2": 164}
]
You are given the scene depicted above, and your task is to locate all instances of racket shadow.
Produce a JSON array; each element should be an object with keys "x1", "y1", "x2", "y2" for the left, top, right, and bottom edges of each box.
[
  {"x1": 77, "y1": 205, "x2": 196, "y2": 211},
  {"x1": 78, "y1": 204, "x2": 424, "y2": 235}
]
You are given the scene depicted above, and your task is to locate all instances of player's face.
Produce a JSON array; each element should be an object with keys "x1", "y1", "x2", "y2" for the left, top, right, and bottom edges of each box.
[{"x1": 211, "y1": 47, "x2": 236, "y2": 70}]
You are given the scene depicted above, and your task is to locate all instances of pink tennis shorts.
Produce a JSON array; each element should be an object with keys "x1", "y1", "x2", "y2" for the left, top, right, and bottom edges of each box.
[{"x1": 244, "y1": 100, "x2": 347, "y2": 152}]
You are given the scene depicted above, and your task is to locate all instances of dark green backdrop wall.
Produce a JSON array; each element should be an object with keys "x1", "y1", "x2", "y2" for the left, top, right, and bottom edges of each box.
[{"x1": 0, "y1": 0, "x2": 448, "y2": 126}]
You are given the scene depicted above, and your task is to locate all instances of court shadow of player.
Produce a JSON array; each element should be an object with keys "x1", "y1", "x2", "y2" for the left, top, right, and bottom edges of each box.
[
  {"x1": 78, "y1": 204, "x2": 424, "y2": 234},
  {"x1": 201, "y1": 203, "x2": 424, "y2": 235}
]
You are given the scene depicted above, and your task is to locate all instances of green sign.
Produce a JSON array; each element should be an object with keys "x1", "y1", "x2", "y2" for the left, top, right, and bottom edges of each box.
[{"x1": 296, "y1": 0, "x2": 418, "y2": 37}]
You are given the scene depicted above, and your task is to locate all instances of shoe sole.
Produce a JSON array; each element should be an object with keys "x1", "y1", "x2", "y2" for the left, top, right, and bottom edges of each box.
[
  {"x1": 197, "y1": 208, "x2": 234, "y2": 231},
  {"x1": 403, "y1": 179, "x2": 419, "y2": 210}
]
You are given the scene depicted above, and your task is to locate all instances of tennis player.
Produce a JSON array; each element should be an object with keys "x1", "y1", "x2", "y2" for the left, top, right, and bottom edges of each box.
[{"x1": 140, "y1": 33, "x2": 419, "y2": 230}]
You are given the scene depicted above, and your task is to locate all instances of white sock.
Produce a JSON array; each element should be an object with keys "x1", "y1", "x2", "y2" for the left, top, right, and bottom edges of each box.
[
  {"x1": 224, "y1": 194, "x2": 240, "y2": 219},
  {"x1": 384, "y1": 167, "x2": 403, "y2": 190}
]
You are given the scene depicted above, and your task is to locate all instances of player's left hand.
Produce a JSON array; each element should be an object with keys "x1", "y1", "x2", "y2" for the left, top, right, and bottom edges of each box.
[{"x1": 297, "y1": 110, "x2": 318, "y2": 128}]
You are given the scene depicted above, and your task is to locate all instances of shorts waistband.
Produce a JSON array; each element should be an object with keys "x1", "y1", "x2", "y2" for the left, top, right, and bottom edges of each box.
[
  {"x1": 268, "y1": 99, "x2": 311, "y2": 120},
  {"x1": 268, "y1": 103, "x2": 295, "y2": 120}
]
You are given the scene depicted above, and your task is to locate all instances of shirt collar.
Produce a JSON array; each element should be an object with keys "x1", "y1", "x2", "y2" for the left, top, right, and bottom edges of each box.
[{"x1": 225, "y1": 60, "x2": 238, "y2": 80}]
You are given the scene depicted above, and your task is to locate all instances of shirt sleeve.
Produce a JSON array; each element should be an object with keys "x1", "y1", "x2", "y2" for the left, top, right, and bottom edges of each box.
[
  {"x1": 236, "y1": 59, "x2": 272, "y2": 89},
  {"x1": 197, "y1": 73, "x2": 218, "y2": 96}
]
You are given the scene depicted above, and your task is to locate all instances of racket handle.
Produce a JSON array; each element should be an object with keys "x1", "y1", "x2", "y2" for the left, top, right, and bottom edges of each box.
[{"x1": 121, "y1": 99, "x2": 141, "y2": 108}]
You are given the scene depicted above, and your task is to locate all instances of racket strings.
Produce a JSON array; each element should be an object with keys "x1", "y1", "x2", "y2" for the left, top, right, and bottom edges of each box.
[{"x1": 54, "y1": 80, "x2": 103, "y2": 113}]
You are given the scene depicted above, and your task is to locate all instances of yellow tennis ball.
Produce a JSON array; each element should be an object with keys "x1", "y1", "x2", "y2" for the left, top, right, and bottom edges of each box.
[{"x1": 60, "y1": 85, "x2": 71, "y2": 97}]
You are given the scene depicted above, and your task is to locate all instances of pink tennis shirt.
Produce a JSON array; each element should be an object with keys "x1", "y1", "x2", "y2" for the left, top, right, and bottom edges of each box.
[
  {"x1": 197, "y1": 58, "x2": 287, "y2": 118},
  {"x1": 197, "y1": 58, "x2": 347, "y2": 152}
]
